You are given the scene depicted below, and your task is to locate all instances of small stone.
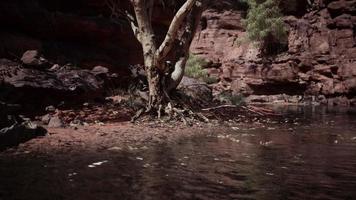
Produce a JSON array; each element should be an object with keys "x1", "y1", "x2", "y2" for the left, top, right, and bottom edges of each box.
[
  {"x1": 48, "y1": 116, "x2": 64, "y2": 128},
  {"x1": 91, "y1": 66, "x2": 109, "y2": 76},
  {"x1": 143, "y1": 163, "x2": 151, "y2": 168},
  {"x1": 21, "y1": 50, "x2": 48, "y2": 67},
  {"x1": 88, "y1": 160, "x2": 108, "y2": 168},
  {"x1": 49, "y1": 64, "x2": 61, "y2": 71},
  {"x1": 41, "y1": 114, "x2": 51, "y2": 124},
  {"x1": 45, "y1": 105, "x2": 56, "y2": 112}
]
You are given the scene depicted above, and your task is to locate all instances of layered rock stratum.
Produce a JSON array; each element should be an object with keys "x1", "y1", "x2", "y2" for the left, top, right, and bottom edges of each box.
[{"x1": 191, "y1": 0, "x2": 356, "y2": 105}]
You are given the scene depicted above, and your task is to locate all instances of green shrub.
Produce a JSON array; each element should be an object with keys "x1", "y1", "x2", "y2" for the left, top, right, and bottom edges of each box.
[
  {"x1": 185, "y1": 54, "x2": 208, "y2": 79},
  {"x1": 243, "y1": 0, "x2": 288, "y2": 54},
  {"x1": 217, "y1": 90, "x2": 246, "y2": 106},
  {"x1": 185, "y1": 54, "x2": 220, "y2": 84},
  {"x1": 203, "y1": 76, "x2": 219, "y2": 84}
]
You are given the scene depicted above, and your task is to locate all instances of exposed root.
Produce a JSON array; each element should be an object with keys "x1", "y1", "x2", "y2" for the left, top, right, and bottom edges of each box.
[
  {"x1": 130, "y1": 108, "x2": 145, "y2": 122},
  {"x1": 130, "y1": 100, "x2": 209, "y2": 126}
]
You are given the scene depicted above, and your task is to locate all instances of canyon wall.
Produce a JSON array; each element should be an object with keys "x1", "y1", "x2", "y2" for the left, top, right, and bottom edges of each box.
[
  {"x1": 1, "y1": 0, "x2": 355, "y2": 106},
  {"x1": 191, "y1": 0, "x2": 356, "y2": 105},
  {"x1": 0, "y1": 0, "x2": 181, "y2": 76}
]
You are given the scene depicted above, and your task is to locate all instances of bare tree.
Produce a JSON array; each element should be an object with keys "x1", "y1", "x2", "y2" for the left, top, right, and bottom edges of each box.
[{"x1": 107, "y1": 0, "x2": 207, "y2": 119}]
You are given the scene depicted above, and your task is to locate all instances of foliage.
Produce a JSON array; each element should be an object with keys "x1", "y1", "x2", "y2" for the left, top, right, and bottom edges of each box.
[
  {"x1": 185, "y1": 54, "x2": 208, "y2": 79},
  {"x1": 243, "y1": 0, "x2": 288, "y2": 54},
  {"x1": 204, "y1": 76, "x2": 219, "y2": 84},
  {"x1": 185, "y1": 54, "x2": 220, "y2": 84},
  {"x1": 218, "y1": 91, "x2": 246, "y2": 106}
]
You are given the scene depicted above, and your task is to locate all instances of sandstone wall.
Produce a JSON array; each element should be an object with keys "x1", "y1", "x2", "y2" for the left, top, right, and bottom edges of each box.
[
  {"x1": 191, "y1": 0, "x2": 356, "y2": 106},
  {"x1": 1, "y1": 0, "x2": 355, "y2": 105},
  {"x1": 0, "y1": 0, "x2": 179, "y2": 76}
]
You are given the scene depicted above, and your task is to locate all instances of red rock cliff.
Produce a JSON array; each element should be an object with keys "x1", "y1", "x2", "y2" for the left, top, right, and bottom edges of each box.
[
  {"x1": 1, "y1": 0, "x2": 355, "y2": 105},
  {"x1": 191, "y1": 0, "x2": 356, "y2": 106}
]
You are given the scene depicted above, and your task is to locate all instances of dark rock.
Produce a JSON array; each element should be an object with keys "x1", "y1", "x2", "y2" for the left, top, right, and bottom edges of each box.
[
  {"x1": 49, "y1": 64, "x2": 61, "y2": 71},
  {"x1": 328, "y1": 96, "x2": 350, "y2": 106},
  {"x1": 45, "y1": 106, "x2": 56, "y2": 112},
  {"x1": 330, "y1": 14, "x2": 353, "y2": 28},
  {"x1": 0, "y1": 59, "x2": 108, "y2": 112},
  {"x1": 178, "y1": 76, "x2": 213, "y2": 108},
  {"x1": 92, "y1": 66, "x2": 109, "y2": 76},
  {"x1": 21, "y1": 50, "x2": 48, "y2": 67},
  {"x1": 0, "y1": 0, "x2": 183, "y2": 75},
  {"x1": 0, "y1": 121, "x2": 47, "y2": 150}
]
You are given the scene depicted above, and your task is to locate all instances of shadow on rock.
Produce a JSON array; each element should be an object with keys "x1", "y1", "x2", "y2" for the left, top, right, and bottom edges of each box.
[{"x1": 0, "y1": 121, "x2": 47, "y2": 151}]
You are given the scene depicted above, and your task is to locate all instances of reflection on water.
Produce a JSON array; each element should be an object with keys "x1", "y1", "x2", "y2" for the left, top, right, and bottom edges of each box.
[{"x1": 1, "y1": 106, "x2": 356, "y2": 200}]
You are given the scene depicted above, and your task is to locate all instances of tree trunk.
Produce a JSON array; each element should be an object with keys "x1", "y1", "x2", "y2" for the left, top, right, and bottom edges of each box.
[
  {"x1": 146, "y1": 62, "x2": 163, "y2": 109},
  {"x1": 129, "y1": 0, "x2": 207, "y2": 113},
  {"x1": 168, "y1": 0, "x2": 206, "y2": 91},
  {"x1": 131, "y1": 0, "x2": 164, "y2": 109}
]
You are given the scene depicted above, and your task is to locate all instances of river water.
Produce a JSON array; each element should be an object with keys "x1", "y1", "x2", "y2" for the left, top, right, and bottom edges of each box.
[{"x1": 1, "y1": 106, "x2": 356, "y2": 200}]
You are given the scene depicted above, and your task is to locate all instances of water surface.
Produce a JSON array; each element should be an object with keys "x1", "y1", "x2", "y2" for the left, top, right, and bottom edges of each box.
[{"x1": 1, "y1": 106, "x2": 356, "y2": 200}]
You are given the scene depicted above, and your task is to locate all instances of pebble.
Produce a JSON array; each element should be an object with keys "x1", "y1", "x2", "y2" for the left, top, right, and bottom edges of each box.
[
  {"x1": 88, "y1": 160, "x2": 108, "y2": 168},
  {"x1": 108, "y1": 146, "x2": 122, "y2": 151}
]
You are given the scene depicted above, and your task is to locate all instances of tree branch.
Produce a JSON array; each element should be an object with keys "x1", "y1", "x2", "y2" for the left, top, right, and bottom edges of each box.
[
  {"x1": 146, "y1": 0, "x2": 155, "y2": 21},
  {"x1": 125, "y1": 10, "x2": 142, "y2": 43},
  {"x1": 155, "y1": 0, "x2": 197, "y2": 68},
  {"x1": 106, "y1": 0, "x2": 142, "y2": 42},
  {"x1": 167, "y1": 0, "x2": 206, "y2": 91}
]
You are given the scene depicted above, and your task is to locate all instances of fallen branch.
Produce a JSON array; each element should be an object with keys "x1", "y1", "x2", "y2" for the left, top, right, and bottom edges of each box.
[
  {"x1": 243, "y1": 106, "x2": 281, "y2": 116},
  {"x1": 202, "y1": 105, "x2": 238, "y2": 111}
]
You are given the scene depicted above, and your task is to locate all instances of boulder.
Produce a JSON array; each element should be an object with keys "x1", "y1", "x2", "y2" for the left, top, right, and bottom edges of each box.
[
  {"x1": 21, "y1": 50, "x2": 48, "y2": 67},
  {"x1": 178, "y1": 76, "x2": 213, "y2": 108},
  {"x1": 0, "y1": 59, "x2": 111, "y2": 112},
  {"x1": 92, "y1": 66, "x2": 109, "y2": 76}
]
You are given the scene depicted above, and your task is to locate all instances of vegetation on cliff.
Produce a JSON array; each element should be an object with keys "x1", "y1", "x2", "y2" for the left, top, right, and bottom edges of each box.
[{"x1": 243, "y1": 0, "x2": 288, "y2": 54}]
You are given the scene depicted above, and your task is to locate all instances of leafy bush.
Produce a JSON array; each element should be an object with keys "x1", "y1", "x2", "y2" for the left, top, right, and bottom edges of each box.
[
  {"x1": 185, "y1": 54, "x2": 220, "y2": 84},
  {"x1": 217, "y1": 90, "x2": 246, "y2": 106},
  {"x1": 185, "y1": 54, "x2": 208, "y2": 78},
  {"x1": 243, "y1": 0, "x2": 288, "y2": 55}
]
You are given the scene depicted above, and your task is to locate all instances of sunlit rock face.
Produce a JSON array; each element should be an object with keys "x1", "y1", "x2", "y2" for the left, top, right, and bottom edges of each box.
[{"x1": 191, "y1": 0, "x2": 356, "y2": 106}]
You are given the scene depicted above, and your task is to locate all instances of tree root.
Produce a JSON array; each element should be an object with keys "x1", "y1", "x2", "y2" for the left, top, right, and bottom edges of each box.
[
  {"x1": 130, "y1": 101, "x2": 209, "y2": 125},
  {"x1": 130, "y1": 108, "x2": 145, "y2": 122}
]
